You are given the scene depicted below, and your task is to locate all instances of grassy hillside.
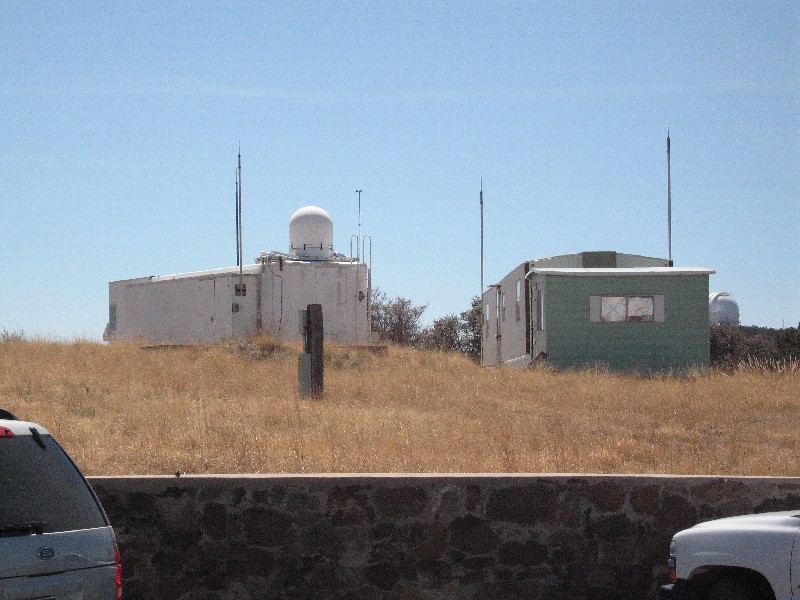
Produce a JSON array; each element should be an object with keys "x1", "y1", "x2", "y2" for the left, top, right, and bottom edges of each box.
[{"x1": 1, "y1": 337, "x2": 797, "y2": 476}]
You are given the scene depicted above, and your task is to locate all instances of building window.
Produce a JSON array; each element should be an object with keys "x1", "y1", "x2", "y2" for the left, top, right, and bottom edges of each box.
[
  {"x1": 108, "y1": 304, "x2": 117, "y2": 332},
  {"x1": 515, "y1": 280, "x2": 521, "y2": 321},
  {"x1": 235, "y1": 283, "x2": 247, "y2": 297},
  {"x1": 501, "y1": 293, "x2": 506, "y2": 321},
  {"x1": 485, "y1": 303, "x2": 490, "y2": 322},
  {"x1": 591, "y1": 295, "x2": 664, "y2": 323}
]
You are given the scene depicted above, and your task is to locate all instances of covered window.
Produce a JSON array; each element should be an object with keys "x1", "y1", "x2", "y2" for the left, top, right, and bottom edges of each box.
[
  {"x1": 625, "y1": 296, "x2": 655, "y2": 321},
  {"x1": 591, "y1": 295, "x2": 663, "y2": 323}
]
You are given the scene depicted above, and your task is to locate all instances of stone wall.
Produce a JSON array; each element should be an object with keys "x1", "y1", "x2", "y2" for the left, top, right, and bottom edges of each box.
[{"x1": 89, "y1": 474, "x2": 800, "y2": 600}]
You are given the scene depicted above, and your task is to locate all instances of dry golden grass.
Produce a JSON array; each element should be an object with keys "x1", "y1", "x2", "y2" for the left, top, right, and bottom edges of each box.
[{"x1": 0, "y1": 337, "x2": 797, "y2": 476}]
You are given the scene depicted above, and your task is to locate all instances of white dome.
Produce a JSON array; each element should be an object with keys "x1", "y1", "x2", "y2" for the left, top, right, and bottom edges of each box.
[
  {"x1": 289, "y1": 206, "x2": 334, "y2": 260},
  {"x1": 709, "y1": 292, "x2": 740, "y2": 325}
]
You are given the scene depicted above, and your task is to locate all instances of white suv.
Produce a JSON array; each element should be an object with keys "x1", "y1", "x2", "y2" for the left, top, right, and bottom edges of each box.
[{"x1": 0, "y1": 411, "x2": 122, "y2": 599}]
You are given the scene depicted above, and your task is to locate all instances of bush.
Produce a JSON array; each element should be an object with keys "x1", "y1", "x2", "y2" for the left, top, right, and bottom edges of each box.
[
  {"x1": 418, "y1": 315, "x2": 462, "y2": 352},
  {"x1": 775, "y1": 327, "x2": 800, "y2": 360},
  {"x1": 370, "y1": 288, "x2": 427, "y2": 345},
  {"x1": 1, "y1": 328, "x2": 24, "y2": 343},
  {"x1": 710, "y1": 324, "x2": 778, "y2": 371},
  {"x1": 417, "y1": 297, "x2": 482, "y2": 361}
]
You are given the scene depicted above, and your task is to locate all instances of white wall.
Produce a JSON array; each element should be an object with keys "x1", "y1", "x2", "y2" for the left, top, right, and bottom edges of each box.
[
  {"x1": 261, "y1": 260, "x2": 370, "y2": 343},
  {"x1": 107, "y1": 260, "x2": 371, "y2": 345},
  {"x1": 108, "y1": 275, "x2": 235, "y2": 344},
  {"x1": 482, "y1": 262, "x2": 529, "y2": 366}
]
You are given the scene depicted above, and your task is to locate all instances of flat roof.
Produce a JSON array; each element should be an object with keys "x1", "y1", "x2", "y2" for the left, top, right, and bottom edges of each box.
[
  {"x1": 114, "y1": 257, "x2": 360, "y2": 285},
  {"x1": 525, "y1": 267, "x2": 715, "y2": 278}
]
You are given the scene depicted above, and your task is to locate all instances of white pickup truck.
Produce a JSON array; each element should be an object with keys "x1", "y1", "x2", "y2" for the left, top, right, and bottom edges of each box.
[{"x1": 659, "y1": 510, "x2": 800, "y2": 600}]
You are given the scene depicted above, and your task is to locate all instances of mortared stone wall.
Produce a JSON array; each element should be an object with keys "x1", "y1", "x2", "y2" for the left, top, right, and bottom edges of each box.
[{"x1": 89, "y1": 474, "x2": 800, "y2": 600}]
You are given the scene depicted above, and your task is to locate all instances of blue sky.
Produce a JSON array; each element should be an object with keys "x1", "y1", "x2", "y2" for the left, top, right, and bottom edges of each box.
[{"x1": 1, "y1": 1, "x2": 798, "y2": 339}]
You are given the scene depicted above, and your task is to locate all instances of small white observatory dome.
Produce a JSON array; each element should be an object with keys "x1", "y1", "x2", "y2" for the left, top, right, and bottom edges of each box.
[
  {"x1": 289, "y1": 206, "x2": 334, "y2": 260},
  {"x1": 709, "y1": 292, "x2": 740, "y2": 325}
]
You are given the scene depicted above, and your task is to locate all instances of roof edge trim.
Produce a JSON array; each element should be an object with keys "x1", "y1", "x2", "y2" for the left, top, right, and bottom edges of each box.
[{"x1": 525, "y1": 267, "x2": 715, "y2": 278}]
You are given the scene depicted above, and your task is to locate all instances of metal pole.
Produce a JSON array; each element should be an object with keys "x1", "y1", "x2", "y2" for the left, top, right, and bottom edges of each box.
[
  {"x1": 235, "y1": 169, "x2": 240, "y2": 267},
  {"x1": 356, "y1": 189, "x2": 362, "y2": 261},
  {"x1": 667, "y1": 132, "x2": 672, "y2": 265},
  {"x1": 480, "y1": 179, "x2": 484, "y2": 365},
  {"x1": 235, "y1": 146, "x2": 243, "y2": 272}
]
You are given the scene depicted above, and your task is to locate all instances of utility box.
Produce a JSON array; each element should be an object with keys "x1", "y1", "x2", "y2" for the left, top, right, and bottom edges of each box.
[{"x1": 297, "y1": 353, "x2": 313, "y2": 396}]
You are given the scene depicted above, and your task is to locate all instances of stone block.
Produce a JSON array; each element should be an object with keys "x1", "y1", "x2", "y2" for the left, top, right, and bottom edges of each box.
[
  {"x1": 588, "y1": 480, "x2": 626, "y2": 512},
  {"x1": 373, "y1": 486, "x2": 429, "y2": 520},
  {"x1": 486, "y1": 483, "x2": 557, "y2": 525},
  {"x1": 630, "y1": 483, "x2": 661, "y2": 516},
  {"x1": 448, "y1": 515, "x2": 499, "y2": 554}
]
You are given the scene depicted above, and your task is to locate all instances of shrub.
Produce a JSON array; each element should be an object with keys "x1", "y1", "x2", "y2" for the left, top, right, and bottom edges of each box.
[
  {"x1": 710, "y1": 324, "x2": 778, "y2": 371},
  {"x1": 775, "y1": 327, "x2": 800, "y2": 360},
  {"x1": 1, "y1": 328, "x2": 24, "y2": 343},
  {"x1": 370, "y1": 288, "x2": 427, "y2": 345}
]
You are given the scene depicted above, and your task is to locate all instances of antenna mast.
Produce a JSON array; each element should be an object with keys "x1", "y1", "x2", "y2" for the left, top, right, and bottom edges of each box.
[
  {"x1": 480, "y1": 179, "x2": 484, "y2": 299},
  {"x1": 356, "y1": 189, "x2": 363, "y2": 261},
  {"x1": 667, "y1": 131, "x2": 672, "y2": 265},
  {"x1": 480, "y1": 179, "x2": 484, "y2": 365},
  {"x1": 236, "y1": 145, "x2": 243, "y2": 276},
  {"x1": 235, "y1": 157, "x2": 240, "y2": 267}
]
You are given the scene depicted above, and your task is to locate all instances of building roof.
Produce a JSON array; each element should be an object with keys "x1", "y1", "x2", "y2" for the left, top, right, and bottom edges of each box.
[
  {"x1": 526, "y1": 267, "x2": 715, "y2": 278},
  {"x1": 113, "y1": 254, "x2": 360, "y2": 285}
]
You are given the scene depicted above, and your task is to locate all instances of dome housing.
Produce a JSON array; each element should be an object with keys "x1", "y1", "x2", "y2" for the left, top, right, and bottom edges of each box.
[
  {"x1": 709, "y1": 292, "x2": 740, "y2": 325},
  {"x1": 289, "y1": 206, "x2": 334, "y2": 260}
]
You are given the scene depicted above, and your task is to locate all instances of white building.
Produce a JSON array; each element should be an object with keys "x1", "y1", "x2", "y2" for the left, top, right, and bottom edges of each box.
[{"x1": 104, "y1": 206, "x2": 371, "y2": 344}]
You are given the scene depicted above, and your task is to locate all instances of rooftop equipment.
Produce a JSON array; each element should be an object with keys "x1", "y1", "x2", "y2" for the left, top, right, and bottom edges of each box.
[{"x1": 289, "y1": 206, "x2": 334, "y2": 260}]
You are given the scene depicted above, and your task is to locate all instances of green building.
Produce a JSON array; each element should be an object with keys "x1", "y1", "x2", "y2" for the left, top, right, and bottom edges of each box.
[{"x1": 482, "y1": 251, "x2": 714, "y2": 372}]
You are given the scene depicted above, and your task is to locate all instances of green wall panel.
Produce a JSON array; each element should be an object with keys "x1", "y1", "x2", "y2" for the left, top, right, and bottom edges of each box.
[{"x1": 543, "y1": 274, "x2": 709, "y2": 372}]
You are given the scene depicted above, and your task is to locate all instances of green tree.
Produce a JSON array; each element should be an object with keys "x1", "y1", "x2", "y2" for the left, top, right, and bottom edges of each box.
[
  {"x1": 370, "y1": 288, "x2": 427, "y2": 345},
  {"x1": 459, "y1": 296, "x2": 483, "y2": 361},
  {"x1": 417, "y1": 296, "x2": 482, "y2": 361},
  {"x1": 775, "y1": 327, "x2": 800, "y2": 360},
  {"x1": 419, "y1": 314, "x2": 462, "y2": 351}
]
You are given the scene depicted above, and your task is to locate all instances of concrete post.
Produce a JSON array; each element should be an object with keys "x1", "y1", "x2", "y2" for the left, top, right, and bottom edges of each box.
[{"x1": 307, "y1": 304, "x2": 324, "y2": 397}]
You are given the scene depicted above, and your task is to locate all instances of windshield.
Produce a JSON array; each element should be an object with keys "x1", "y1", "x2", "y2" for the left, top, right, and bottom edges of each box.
[{"x1": 0, "y1": 432, "x2": 108, "y2": 534}]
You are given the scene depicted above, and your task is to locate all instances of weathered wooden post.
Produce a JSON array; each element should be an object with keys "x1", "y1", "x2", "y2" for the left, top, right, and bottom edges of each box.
[{"x1": 298, "y1": 304, "x2": 324, "y2": 398}]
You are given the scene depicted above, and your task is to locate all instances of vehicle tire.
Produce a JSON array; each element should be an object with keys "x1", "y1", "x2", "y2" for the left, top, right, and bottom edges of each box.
[{"x1": 705, "y1": 575, "x2": 768, "y2": 600}]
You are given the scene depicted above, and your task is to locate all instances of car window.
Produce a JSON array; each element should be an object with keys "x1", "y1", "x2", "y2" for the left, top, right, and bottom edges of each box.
[{"x1": 0, "y1": 432, "x2": 108, "y2": 534}]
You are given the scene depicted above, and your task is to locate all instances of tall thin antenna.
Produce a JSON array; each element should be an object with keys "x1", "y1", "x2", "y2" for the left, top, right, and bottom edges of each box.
[
  {"x1": 356, "y1": 189, "x2": 363, "y2": 261},
  {"x1": 480, "y1": 178, "x2": 484, "y2": 365},
  {"x1": 235, "y1": 160, "x2": 240, "y2": 267},
  {"x1": 480, "y1": 178, "x2": 484, "y2": 297},
  {"x1": 237, "y1": 145, "x2": 243, "y2": 277},
  {"x1": 667, "y1": 131, "x2": 672, "y2": 265}
]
